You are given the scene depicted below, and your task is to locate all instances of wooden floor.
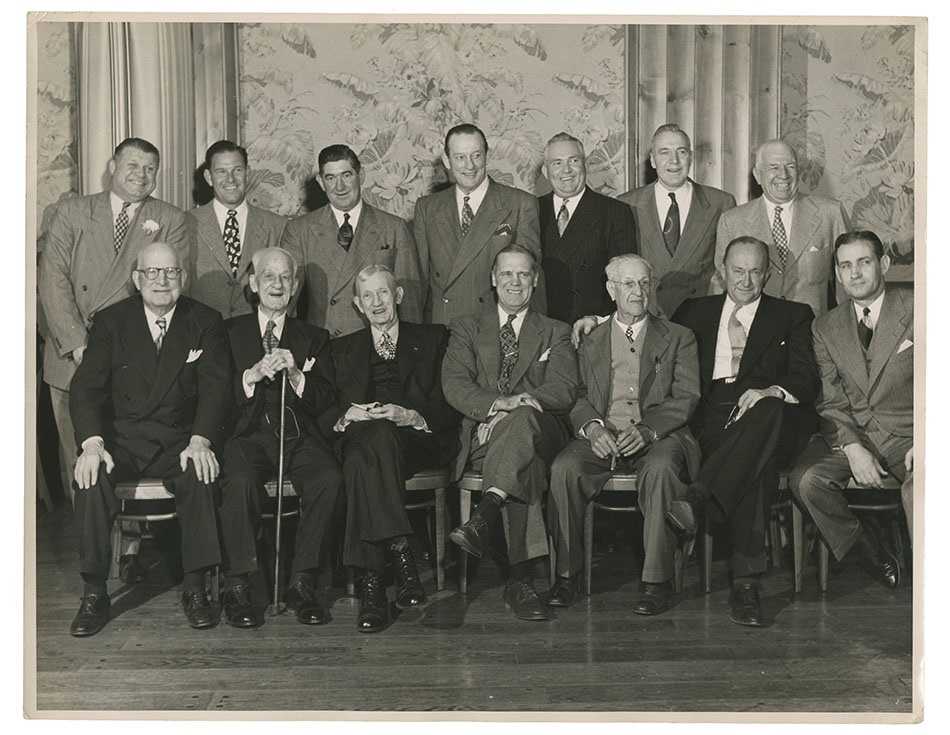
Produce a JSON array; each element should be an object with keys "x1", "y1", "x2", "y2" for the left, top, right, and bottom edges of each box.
[{"x1": 29, "y1": 503, "x2": 915, "y2": 717}]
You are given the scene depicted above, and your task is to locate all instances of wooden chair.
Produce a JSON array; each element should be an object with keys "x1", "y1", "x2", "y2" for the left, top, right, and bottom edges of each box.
[{"x1": 792, "y1": 476, "x2": 905, "y2": 593}]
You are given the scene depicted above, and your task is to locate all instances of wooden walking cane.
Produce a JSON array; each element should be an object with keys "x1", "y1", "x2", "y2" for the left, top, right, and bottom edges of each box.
[{"x1": 267, "y1": 370, "x2": 288, "y2": 616}]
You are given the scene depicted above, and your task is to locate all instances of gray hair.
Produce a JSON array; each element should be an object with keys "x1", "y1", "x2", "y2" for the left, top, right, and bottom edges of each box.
[
  {"x1": 604, "y1": 254, "x2": 654, "y2": 281},
  {"x1": 250, "y1": 247, "x2": 298, "y2": 279},
  {"x1": 353, "y1": 264, "x2": 397, "y2": 295}
]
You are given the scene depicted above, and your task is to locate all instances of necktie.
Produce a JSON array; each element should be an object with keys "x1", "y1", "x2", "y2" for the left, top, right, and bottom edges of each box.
[
  {"x1": 377, "y1": 330, "x2": 397, "y2": 361},
  {"x1": 460, "y1": 195, "x2": 474, "y2": 237},
  {"x1": 858, "y1": 306, "x2": 873, "y2": 351},
  {"x1": 625, "y1": 324, "x2": 636, "y2": 352},
  {"x1": 556, "y1": 200, "x2": 570, "y2": 236},
  {"x1": 728, "y1": 304, "x2": 747, "y2": 377},
  {"x1": 114, "y1": 201, "x2": 131, "y2": 253},
  {"x1": 498, "y1": 313, "x2": 518, "y2": 395},
  {"x1": 223, "y1": 209, "x2": 241, "y2": 277},
  {"x1": 263, "y1": 319, "x2": 278, "y2": 354},
  {"x1": 772, "y1": 205, "x2": 789, "y2": 267},
  {"x1": 155, "y1": 317, "x2": 167, "y2": 355},
  {"x1": 338, "y1": 212, "x2": 354, "y2": 251},
  {"x1": 663, "y1": 192, "x2": 680, "y2": 255}
]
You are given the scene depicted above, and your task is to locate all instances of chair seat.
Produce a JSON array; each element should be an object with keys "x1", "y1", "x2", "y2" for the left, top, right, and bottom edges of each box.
[{"x1": 115, "y1": 478, "x2": 175, "y2": 502}]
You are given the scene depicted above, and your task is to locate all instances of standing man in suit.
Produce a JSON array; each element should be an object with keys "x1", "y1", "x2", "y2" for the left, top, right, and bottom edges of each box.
[
  {"x1": 415, "y1": 123, "x2": 543, "y2": 325},
  {"x1": 187, "y1": 140, "x2": 287, "y2": 318},
  {"x1": 39, "y1": 137, "x2": 189, "y2": 584},
  {"x1": 547, "y1": 255, "x2": 700, "y2": 614},
  {"x1": 671, "y1": 237, "x2": 820, "y2": 627},
  {"x1": 619, "y1": 124, "x2": 736, "y2": 317},
  {"x1": 443, "y1": 245, "x2": 578, "y2": 621},
  {"x1": 68, "y1": 242, "x2": 229, "y2": 636},
  {"x1": 790, "y1": 231, "x2": 912, "y2": 588},
  {"x1": 712, "y1": 139, "x2": 850, "y2": 316},
  {"x1": 218, "y1": 247, "x2": 343, "y2": 628},
  {"x1": 283, "y1": 144, "x2": 424, "y2": 337},
  {"x1": 539, "y1": 132, "x2": 637, "y2": 323},
  {"x1": 319, "y1": 265, "x2": 460, "y2": 633}
]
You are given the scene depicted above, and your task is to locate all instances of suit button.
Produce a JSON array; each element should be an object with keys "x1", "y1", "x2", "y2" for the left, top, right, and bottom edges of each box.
[
  {"x1": 334, "y1": 330, "x2": 342, "y2": 336},
  {"x1": 443, "y1": 298, "x2": 449, "y2": 303},
  {"x1": 82, "y1": 285, "x2": 88, "y2": 291},
  {"x1": 330, "y1": 298, "x2": 337, "y2": 305},
  {"x1": 580, "y1": 262, "x2": 587, "y2": 268},
  {"x1": 572, "y1": 289, "x2": 579, "y2": 294},
  {"x1": 124, "y1": 395, "x2": 131, "y2": 402},
  {"x1": 435, "y1": 271, "x2": 441, "y2": 277}
]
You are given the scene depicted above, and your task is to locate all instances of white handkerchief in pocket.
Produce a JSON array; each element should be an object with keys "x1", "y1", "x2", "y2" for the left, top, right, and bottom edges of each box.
[
  {"x1": 897, "y1": 339, "x2": 913, "y2": 354},
  {"x1": 538, "y1": 348, "x2": 551, "y2": 362},
  {"x1": 303, "y1": 357, "x2": 316, "y2": 372},
  {"x1": 186, "y1": 349, "x2": 202, "y2": 363},
  {"x1": 808, "y1": 245, "x2": 821, "y2": 252}
]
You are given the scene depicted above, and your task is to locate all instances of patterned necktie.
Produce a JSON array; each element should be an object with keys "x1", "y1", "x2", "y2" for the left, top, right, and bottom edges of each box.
[
  {"x1": 155, "y1": 317, "x2": 167, "y2": 355},
  {"x1": 625, "y1": 324, "x2": 636, "y2": 351},
  {"x1": 460, "y1": 195, "x2": 474, "y2": 237},
  {"x1": 858, "y1": 306, "x2": 873, "y2": 351},
  {"x1": 556, "y1": 199, "x2": 570, "y2": 236},
  {"x1": 338, "y1": 212, "x2": 354, "y2": 251},
  {"x1": 772, "y1": 205, "x2": 789, "y2": 267},
  {"x1": 223, "y1": 209, "x2": 241, "y2": 277},
  {"x1": 376, "y1": 331, "x2": 397, "y2": 361},
  {"x1": 663, "y1": 192, "x2": 680, "y2": 255},
  {"x1": 498, "y1": 313, "x2": 518, "y2": 395},
  {"x1": 728, "y1": 304, "x2": 747, "y2": 377},
  {"x1": 263, "y1": 319, "x2": 278, "y2": 354},
  {"x1": 114, "y1": 201, "x2": 131, "y2": 253}
]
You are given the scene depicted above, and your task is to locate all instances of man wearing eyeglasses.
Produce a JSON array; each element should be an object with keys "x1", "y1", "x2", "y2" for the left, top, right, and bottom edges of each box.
[
  {"x1": 217, "y1": 247, "x2": 343, "y2": 628},
  {"x1": 670, "y1": 236, "x2": 819, "y2": 627},
  {"x1": 68, "y1": 242, "x2": 230, "y2": 637},
  {"x1": 546, "y1": 255, "x2": 700, "y2": 614}
]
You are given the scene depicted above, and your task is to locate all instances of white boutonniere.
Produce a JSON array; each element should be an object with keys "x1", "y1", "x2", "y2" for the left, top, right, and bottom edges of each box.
[
  {"x1": 186, "y1": 349, "x2": 203, "y2": 363},
  {"x1": 538, "y1": 348, "x2": 551, "y2": 362},
  {"x1": 142, "y1": 219, "x2": 160, "y2": 235}
]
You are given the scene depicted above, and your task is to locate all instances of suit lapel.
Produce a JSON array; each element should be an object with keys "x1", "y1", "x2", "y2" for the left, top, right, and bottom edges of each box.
[
  {"x1": 144, "y1": 299, "x2": 193, "y2": 413},
  {"x1": 344, "y1": 329, "x2": 373, "y2": 399},
  {"x1": 828, "y1": 305, "x2": 870, "y2": 394},
  {"x1": 560, "y1": 187, "x2": 596, "y2": 244},
  {"x1": 639, "y1": 316, "x2": 669, "y2": 402},
  {"x1": 585, "y1": 321, "x2": 613, "y2": 416},
  {"x1": 334, "y1": 205, "x2": 379, "y2": 296},
  {"x1": 122, "y1": 297, "x2": 160, "y2": 387},
  {"x1": 868, "y1": 290, "x2": 910, "y2": 390},
  {"x1": 698, "y1": 295, "x2": 726, "y2": 385},
  {"x1": 738, "y1": 295, "x2": 782, "y2": 378},
  {"x1": 90, "y1": 194, "x2": 137, "y2": 312},
  {"x1": 785, "y1": 194, "x2": 821, "y2": 270},
  {"x1": 397, "y1": 322, "x2": 422, "y2": 392},
  {"x1": 675, "y1": 182, "x2": 715, "y2": 267},
  {"x1": 198, "y1": 204, "x2": 234, "y2": 276},
  {"x1": 509, "y1": 310, "x2": 542, "y2": 390},
  {"x1": 447, "y1": 181, "x2": 506, "y2": 286},
  {"x1": 474, "y1": 306, "x2": 502, "y2": 391},
  {"x1": 237, "y1": 206, "x2": 261, "y2": 278}
]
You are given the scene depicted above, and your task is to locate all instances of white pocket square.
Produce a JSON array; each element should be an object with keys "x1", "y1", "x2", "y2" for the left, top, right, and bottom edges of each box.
[
  {"x1": 538, "y1": 348, "x2": 551, "y2": 362},
  {"x1": 186, "y1": 349, "x2": 202, "y2": 363},
  {"x1": 897, "y1": 339, "x2": 913, "y2": 353},
  {"x1": 808, "y1": 245, "x2": 821, "y2": 252},
  {"x1": 303, "y1": 357, "x2": 316, "y2": 372}
]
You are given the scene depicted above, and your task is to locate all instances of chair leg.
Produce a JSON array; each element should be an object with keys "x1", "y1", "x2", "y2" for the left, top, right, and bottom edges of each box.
[
  {"x1": 792, "y1": 503, "x2": 805, "y2": 594},
  {"x1": 818, "y1": 538, "x2": 830, "y2": 593},
  {"x1": 702, "y1": 520, "x2": 713, "y2": 593},
  {"x1": 583, "y1": 502, "x2": 594, "y2": 596},
  {"x1": 434, "y1": 488, "x2": 446, "y2": 592},
  {"x1": 109, "y1": 513, "x2": 124, "y2": 580},
  {"x1": 458, "y1": 489, "x2": 471, "y2": 594},
  {"x1": 673, "y1": 545, "x2": 683, "y2": 594},
  {"x1": 209, "y1": 566, "x2": 220, "y2": 603},
  {"x1": 891, "y1": 516, "x2": 906, "y2": 569},
  {"x1": 345, "y1": 567, "x2": 356, "y2": 597},
  {"x1": 770, "y1": 508, "x2": 783, "y2": 569}
]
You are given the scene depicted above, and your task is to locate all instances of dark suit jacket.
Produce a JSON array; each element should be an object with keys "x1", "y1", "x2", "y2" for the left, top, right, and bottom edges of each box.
[
  {"x1": 39, "y1": 191, "x2": 189, "y2": 390},
  {"x1": 539, "y1": 186, "x2": 637, "y2": 323},
  {"x1": 414, "y1": 178, "x2": 543, "y2": 324},
  {"x1": 69, "y1": 295, "x2": 231, "y2": 465},
  {"x1": 441, "y1": 303, "x2": 578, "y2": 480},
  {"x1": 672, "y1": 293, "x2": 820, "y2": 432},
  {"x1": 187, "y1": 202, "x2": 287, "y2": 318},
  {"x1": 619, "y1": 180, "x2": 736, "y2": 317},
  {"x1": 224, "y1": 312, "x2": 337, "y2": 443},
  {"x1": 283, "y1": 202, "x2": 423, "y2": 337},
  {"x1": 812, "y1": 287, "x2": 913, "y2": 446}
]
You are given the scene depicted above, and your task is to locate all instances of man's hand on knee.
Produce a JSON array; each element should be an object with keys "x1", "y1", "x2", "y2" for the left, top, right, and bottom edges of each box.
[
  {"x1": 74, "y1": 438, "x2": 113, "y2": 490},
  {"x1": 180, "y1": 435, "x2": 220, "y2": 484},
  {"x1": 843, "y1": 443, "x2": 888, "y2": 489}
]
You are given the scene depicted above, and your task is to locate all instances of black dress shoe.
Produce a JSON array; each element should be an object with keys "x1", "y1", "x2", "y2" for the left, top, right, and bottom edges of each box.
[
  {"x1": 503, "y1": 580, "x2": 548, "y2": 621},
  {"x1": 119, "y1": 554, "x2": 148, "y2": 584},
  {"x1": 729, "y1": 582, "x2": 765, "y2": 627},
  {"x1": 449, "y1": 494, "x2": 502, "y2": 558},
  {"x1": 633, "y1": 580, "x2": 674, "y2": 616},
  {"x1": 392, "y1": 546, "x2": 426, "y2": 609},
  {"x1": 70, "y1": 593, "x2": 110, "y2": 637},
  {"x1": 357, "y1": 572, "x2": 390, "y2": 633},
  {"x1": 284, "y1": 579, "x2": 327, "y2": 625},
  {"x1": 181, "y1": 589, "x2": 217, "y2": 629},
  {"x1": 222, "y1": 584, "x2": 263, "y2": 628},
  {"x1": 857, "y1": 522, "x2": 900, "y2": 589},
  {"x1": 546, "y1": 575, "x2": 580, "y2": 607},
  {"x1": 666, "y1": 486, "x2": 705, "y2": 536}
]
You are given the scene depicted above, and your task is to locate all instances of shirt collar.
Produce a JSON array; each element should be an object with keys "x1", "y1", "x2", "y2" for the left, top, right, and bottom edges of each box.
[
  {"x1": 257, "y1": 308, "x2": 287, "y2": 336},
  {"x1": 853, "y1": 290, "x2": 886, "y2": 326},
  {"x1": 554, "y1": 186, "x2": 586, "y2": 217},
  {"x1": 763, "y1": 196, "x2": 795, "y2": 220},
  {"x1": 456, "y1": 177, "x2": 490, "y2": 213},
  {"x1": 724, "y1": 293, "x2": 762, "y2": 324},
  {"x1": 212, "y1": 198, "x2": 248, "y2": 218},
  {"x1": 144, "y1": 303, "x2": 176, "y2": 330},
  {"x1": 371, "y1": 321, "x2": 400, "y2": 346},
  {"x1": 655, "y1": 179, "x2": 692, "y2": 197},
  {"x1": 110, "y1": 192, "x2": 143, "y2": 218},
  {"x1": 330, "y1": 199, "x2": 363, "y2": 229},
  {"x1": 497, "y1": 304, "x2": 528, "y2": 337},
  {"x1": 613, "y1": 312, "x2": 648, "y2": 341}
]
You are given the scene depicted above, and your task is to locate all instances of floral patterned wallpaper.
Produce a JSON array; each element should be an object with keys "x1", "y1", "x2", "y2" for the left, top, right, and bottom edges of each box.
[{"x1": 237, "y1": 22, "x2": 627, "y2": 219}]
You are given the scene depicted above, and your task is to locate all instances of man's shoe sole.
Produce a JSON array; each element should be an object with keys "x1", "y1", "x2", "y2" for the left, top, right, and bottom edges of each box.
[{"x1": 449, "y1": 527, "x2": 484, "y2": 558}]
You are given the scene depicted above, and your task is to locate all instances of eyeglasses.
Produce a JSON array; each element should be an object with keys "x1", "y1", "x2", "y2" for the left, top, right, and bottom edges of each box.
[
  {"x1": 135, "y1": 267, "x2": 183, "y2": 281},
  {"x1": 609, "y1": 279, "x2": 654, "y2": 292}
]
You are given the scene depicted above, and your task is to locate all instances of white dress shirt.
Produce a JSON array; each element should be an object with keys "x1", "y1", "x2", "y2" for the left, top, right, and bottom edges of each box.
[
  {"x1": 456, "y1": 177, "x2": 490, "y2": 219},
  {"x1": 211, "y1": 198, "x2": 249, "y2": 238},
  {"x1": 330, "y1": 198, "x2": 364, "y2": 231},
  {"x1": 654, "y1": 180, "x2": 693, "y2": 235}
]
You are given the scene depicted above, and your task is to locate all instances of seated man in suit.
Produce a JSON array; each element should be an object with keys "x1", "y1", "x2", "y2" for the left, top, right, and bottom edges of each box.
[
  {"x1": 318, "y1": 265, "x2": 460, "y2": 633},
  {"x1": 68, "y1": 242, "x2": 229, "y2": 636},
  {"x1": 539, "y1": 132, "x2": 637, "y2": 323},
  {"x1": 218, "y1": 247, "x2": 343, "y2": 628},
  {"x1": 187, "y1": 140, "x2": 287, "y2": 318},
  {"x1": 671, "y1": 237, "x2": 820, "y2": 627},
  {"x1": 283, "y1": 144, "x2": 424, "y2": 337},
  {"x1": 790, "y1": 230, "x2": 912, "y2": 588},
  {"x1": 619, "y1": 123, "x2": 736, "y2": 317},
  {"x1": 547, "y1": 254, "x2": 700, "y2": 614},
  {"x1": 443, "y1": 245, "x2": 578, "y2": 621}
]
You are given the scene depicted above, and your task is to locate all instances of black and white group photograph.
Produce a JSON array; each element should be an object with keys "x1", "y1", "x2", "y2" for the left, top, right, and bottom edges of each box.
[{"x1": 16, "y1": 1, "x2": 936, "y2": 727}]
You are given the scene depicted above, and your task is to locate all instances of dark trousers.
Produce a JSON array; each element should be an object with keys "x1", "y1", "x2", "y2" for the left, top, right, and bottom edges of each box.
[
  {"x1": 218, "y1": 431, "x2": 343, "y2": 577},
  {"x1": 338, "y1": 419, "x2": 445, "y2": 572},
  {"x1": 75, "y1": 445, "x2": 222, "y2": 581}
]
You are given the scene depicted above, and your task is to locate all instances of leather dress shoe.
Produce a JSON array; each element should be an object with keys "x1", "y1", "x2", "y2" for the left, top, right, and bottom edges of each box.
[
  {"x1": 119, "y1": 554, "x2": 148, "y2": 584},
  {"x1": 284, "y1": 579, "x2": 327, "y2": 625},
  {"x1": 666, "y1": 486, "x2": 705, "y2": 537},
  {"x1": 546, "y1": 575, "x2": 580, "y2": 607},
  {"x1": 181, "y1": 589, "x2": 217, "y2": 629},
  {"x1": 222, "y1": 584, "x2": 263, "y2": 628},
  {"x1": 503, "y1": 580, "x2": 548, "y2": 621},
  {"x1": 449, "y1": 495, "x2": 501, "y2": 558},
  {"x1": 357, "y1": 572, "x2": 390, "y2": 633},
  {"x1": 633, "y1": 580, "x2": 674, "y2": 616},
  {"x1": 729, "y1": 582, "x2": 765, "y2": 627},
  {"x1": 857, "y1": 522, "x2": 900, "y2": 589},
  {"x1": 392, "y1": 546, "x2": 426, "y2": 609},
  {"x1": 70, "y1": 593, "x2": 111, "y2": 637}
]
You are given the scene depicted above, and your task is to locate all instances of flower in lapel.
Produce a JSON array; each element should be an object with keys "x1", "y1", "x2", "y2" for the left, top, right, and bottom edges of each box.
[{"x1": 142, "y1": 219, "x2": 160, "y2": 235}]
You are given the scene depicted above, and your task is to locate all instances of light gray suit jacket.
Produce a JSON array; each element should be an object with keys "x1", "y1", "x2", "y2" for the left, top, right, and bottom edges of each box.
[{"x1": 38, "y1": 191, "x2": 188, "y2": 390}]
